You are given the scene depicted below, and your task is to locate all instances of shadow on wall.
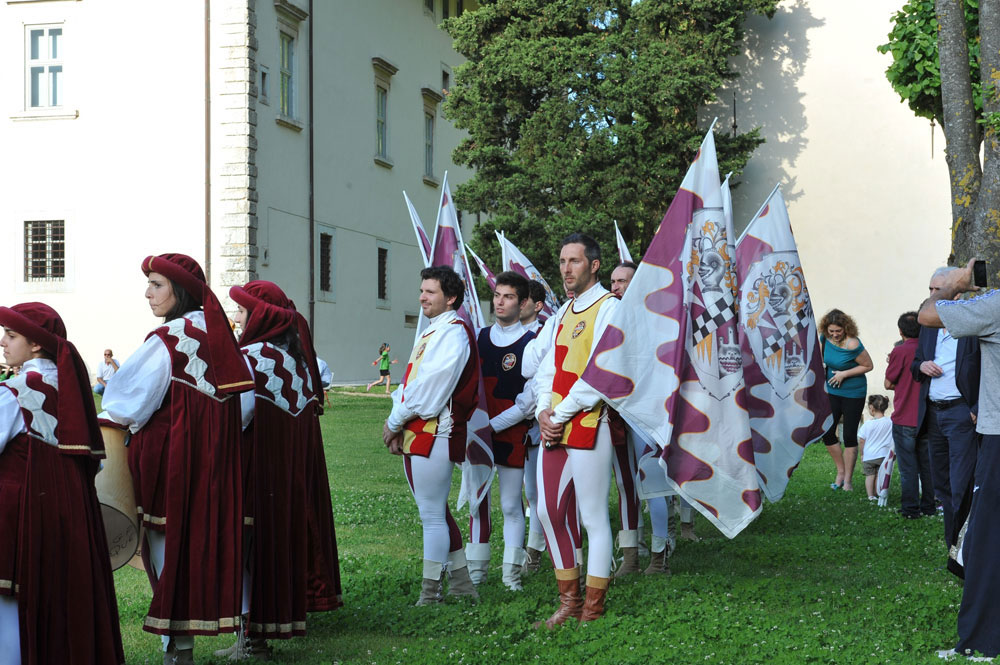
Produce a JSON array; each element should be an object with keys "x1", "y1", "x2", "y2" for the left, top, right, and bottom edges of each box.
[{"x1": 705, "y1": 0, "x2": 824, "y2": 230}]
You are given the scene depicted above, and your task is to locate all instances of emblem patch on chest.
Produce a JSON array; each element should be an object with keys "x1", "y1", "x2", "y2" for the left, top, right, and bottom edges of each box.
[
  {"x1": 501, "y1": 353, "x2": 517, "y2": 371},
  {"x1": 571, "y1": 321, "x2": 587, "y2": 339},
  {"x1": 415, "y1": 343, "x2": 427, "y2": 361}
]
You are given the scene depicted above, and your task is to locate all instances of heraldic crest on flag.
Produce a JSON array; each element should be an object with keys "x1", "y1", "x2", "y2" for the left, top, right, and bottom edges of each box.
[
  {"x1": 736, "y1": 185, "x2": 831, "y2": 502},
  {"x1": 740, "y1": 254, "x2": 812, "y2": 399},
  {"x1": 580, "y1": 125, "x2": 761, "y2": 538},
  {"x1": 686, "y1": 217, "x2": 742, "y2": 400}
]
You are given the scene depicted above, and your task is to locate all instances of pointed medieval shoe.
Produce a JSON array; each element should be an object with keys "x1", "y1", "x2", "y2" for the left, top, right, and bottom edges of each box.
[
  {"x1": 579, "y1": 575, "x2": 609, "y2": 622},
  {"x1": 534, "y1": 569, "x2": 583, "y2": 629},
  {"x1": 446, "y1": 550, "x2": 480, "y2": 599},
  {"x1": 643, "y1": 549, "x2": 671, "y2": 575},
  {"x1": 501, "y1": 545, "x2": 527, "y2": 591},
  {"x1": 524, "y1": 546, "x2": 543, "y2": 572}
]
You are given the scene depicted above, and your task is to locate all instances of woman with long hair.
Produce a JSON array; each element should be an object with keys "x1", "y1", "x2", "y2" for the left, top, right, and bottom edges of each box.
[
  {"x1": 819, "y1": 309, "x2": 874, "y2": 491},
  {"x1": 215, "y1": 280, "x2": 341, "y2": 659},
  {"x1": 101, "y1": 254, "x2": 253, "y2": 664}
]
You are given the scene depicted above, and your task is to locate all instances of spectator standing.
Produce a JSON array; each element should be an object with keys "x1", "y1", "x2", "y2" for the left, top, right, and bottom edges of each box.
[
  {"x1": 819, "y1": 309, "x2": 874, "y2": 491},
  {"x1": 93, "y1": 348, "x2": 119, "y2": 395},
  {"x1": 885, "y1": 312, "x2": 934, "y2": 517},
  {"x1": 912, "y1": 267, "x2": 980, "y2": 542},
  {"x1": 858, "y1": 395, "x2": 893, "y2": 500},
  {"x1": 918, "y1": 260, "x2": 998, "y2": 660}
]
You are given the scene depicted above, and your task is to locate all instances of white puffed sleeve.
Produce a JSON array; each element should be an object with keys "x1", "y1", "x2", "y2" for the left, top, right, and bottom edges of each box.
[
  {"x1": 99, "y1": 335, "x2": 172, "y2": 434},
  {"x1": 387, "y1": 321, "x2": 470, "y2": 433}
]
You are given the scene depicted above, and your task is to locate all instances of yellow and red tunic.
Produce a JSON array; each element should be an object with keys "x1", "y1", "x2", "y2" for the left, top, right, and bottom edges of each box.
[{"x1": 551, "y1": 292, "x2": 615, "y2": 449}]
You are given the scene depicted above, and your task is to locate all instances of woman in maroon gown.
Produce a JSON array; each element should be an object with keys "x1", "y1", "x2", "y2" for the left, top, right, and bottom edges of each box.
[
  {"x1": 101, "y1": 254, "x2": 254, "y2": 664},
  {"x1": 215, "y1": 280, "x2": 341, "y2": 659},
  {"x1": 0, "y1": 302, "x2": 125, "y2": 664}
]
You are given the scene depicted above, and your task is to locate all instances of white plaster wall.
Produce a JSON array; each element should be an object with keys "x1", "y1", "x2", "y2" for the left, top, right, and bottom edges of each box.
[
  {"x1": 0, "y1": 2, "x2": 206, "y2": 377},
  {"x1": 708, "y1": 0, "x2": 952, "y2": 400}
]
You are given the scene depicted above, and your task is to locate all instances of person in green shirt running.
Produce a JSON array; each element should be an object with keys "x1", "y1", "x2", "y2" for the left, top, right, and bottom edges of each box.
[{"x1": 366, "y1": 342, "x2": 397, "y2": 393}]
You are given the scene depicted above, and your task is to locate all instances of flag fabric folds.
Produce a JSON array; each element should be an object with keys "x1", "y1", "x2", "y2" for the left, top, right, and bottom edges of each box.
[
  {"x1": 735, "y1": 186, "x2": 832, "y2": 502},
  {"x1": 580, "y1": 127, "x2": 762, "y2": 539},
  {"x1": 428, "y1": 173, "x2": 493, "y2": 513},
  {"x1": 404, "y1": 190, "x2": 433, "y2": 268},
  {"x1": 614, "y1": 220, "x2": 633, "y2": 264},
  {"x1": 466, "y1": 243, "x2": 497, "y2": 292},
  {"x1": 495, "y1": 231, "x2": 560, "y2": 321},
  {"x1": 876, "y1": 449, "x2": 895, "y2": 507}
]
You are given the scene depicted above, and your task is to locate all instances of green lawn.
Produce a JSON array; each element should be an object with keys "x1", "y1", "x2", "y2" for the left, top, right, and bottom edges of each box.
[{"x1": 115, "y1": 394, "x2": 978, "y2": 664}]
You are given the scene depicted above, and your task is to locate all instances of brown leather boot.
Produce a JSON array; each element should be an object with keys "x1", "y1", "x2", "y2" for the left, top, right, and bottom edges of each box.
[
  {"x1": 614, "y1": 547, "x2": 640, "y2": 577},
  {"x1": 579, "y1": 575, "x2": 609, "y2": 622},
  {"x1": 524, "y1": 546, "x2": 543, "y2": 572},
  {"x1": 643, "y1": 549, "x2": 671, "y2": 575},
  {"x1": 534, "y1": 570, "x2": 583, "y2": 628}
]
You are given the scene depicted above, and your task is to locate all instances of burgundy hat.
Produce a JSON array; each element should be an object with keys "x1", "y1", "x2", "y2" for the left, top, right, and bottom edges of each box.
[
  {"x1": 0, "y1": 302, "x2": 103, "y2": 457},
  {"x1": 142, "y1": 254, "x2": 252, "y2": 394},
  {"x1": 230, "y1": 281, "x2": 323, "y2": 398}
]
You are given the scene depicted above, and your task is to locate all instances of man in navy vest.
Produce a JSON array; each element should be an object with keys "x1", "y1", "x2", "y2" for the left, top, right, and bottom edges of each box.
[{"x1": 468, "y1": 271, "x2": 537, "y2": 590}]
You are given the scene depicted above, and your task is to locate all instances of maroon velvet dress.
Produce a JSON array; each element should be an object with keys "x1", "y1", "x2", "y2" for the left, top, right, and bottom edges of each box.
[
  {"x1": 0, "y1": 366, "x2": 125, "y2": 664},
  {"x1": 241, "y1": 341, "x2": 341, "y2": 638},
  {"x1": 129, "y1": 316, "x2": 245, "y2": 636}
]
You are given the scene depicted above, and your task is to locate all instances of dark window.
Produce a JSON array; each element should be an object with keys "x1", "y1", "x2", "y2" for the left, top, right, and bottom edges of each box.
[
  {"x1": 319, "y1": 232, "x2": 332, "y2": 292},
  {"x1": 23, "y1": 220, "x2": 65, "y2": 281},
  {"x1": 457, "y1": 0, "x2": 463, "y2": 14},
  {"x1": 377, "y1": 246, "x2": 388, "y2": 300},
  {"x1": 424, "y1": 0, "x2": 433, "y2": 13},
  {"x1": 442, "y1": 0, "x2": 449, "y2": 19},
  {"x1": 424, "y1": 113, "x2": 434, "y2": 177},
  {"x1": 442, "y1": 70, "x2": 450, "y2": 92}
]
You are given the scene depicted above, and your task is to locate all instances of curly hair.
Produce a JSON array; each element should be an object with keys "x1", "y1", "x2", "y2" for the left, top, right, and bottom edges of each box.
[
  {"x1": 819, "y1": 308, "x2": 859, "y2": 339},
  {"x1": 420, "y1": 265, "x2": 465, "y2": 310}
]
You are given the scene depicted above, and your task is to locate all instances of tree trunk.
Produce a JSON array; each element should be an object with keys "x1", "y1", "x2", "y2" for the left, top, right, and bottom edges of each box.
[
  {"x1": 936, "y1": 0, "x2": 982, "y2": 263},
  {"x1": 967, "y1": 0, "x2": 1000, "y2": 284}
]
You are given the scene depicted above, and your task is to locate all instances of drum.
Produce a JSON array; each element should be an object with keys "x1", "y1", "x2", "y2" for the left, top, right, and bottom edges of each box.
[{"x1": 95, "y1": 425, "x2": 139, "y2": 570}]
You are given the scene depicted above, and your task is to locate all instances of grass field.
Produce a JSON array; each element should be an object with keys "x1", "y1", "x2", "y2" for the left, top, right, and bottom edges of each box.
[{"x1": 114, "y1": 393, "x2": 980, "y2": 664}]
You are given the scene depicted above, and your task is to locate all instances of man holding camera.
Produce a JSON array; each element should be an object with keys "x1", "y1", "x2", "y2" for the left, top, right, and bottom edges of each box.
[{"x1": 918, "y1": 258, "x2": 999, "y2": 660}]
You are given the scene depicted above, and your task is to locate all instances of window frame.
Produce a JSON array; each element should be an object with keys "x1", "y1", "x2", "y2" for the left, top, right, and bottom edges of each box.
[
  {"x1": 421, "y1": 87, "x2": 443, "y2": 186},
  {"x1": 372, "y1": 57, "x2": 398, "y2": 168},
  {"x1": 23, "y1": 220, "x2": 66, "y2": 282},
  {"x1": 315, "y1": 225, "x2": 337, "y2": 303},
  {"x1": 376, "y1": 240, "x2": 391, "y2": 309}
]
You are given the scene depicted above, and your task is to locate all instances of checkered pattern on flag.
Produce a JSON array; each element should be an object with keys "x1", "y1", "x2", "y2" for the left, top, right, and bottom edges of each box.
[
  {"x1": 735, "y1": 185, "x2": 832, "y2": 502},
  {"x1": 691, "y1": 295, "x2": 736, "y2": 345},
  {"x1": 428, "y1": 172, "x2": 494, "y2": 513},
  {"x1": 580, "y1": 127, "x2": 762, "y2": 539}
]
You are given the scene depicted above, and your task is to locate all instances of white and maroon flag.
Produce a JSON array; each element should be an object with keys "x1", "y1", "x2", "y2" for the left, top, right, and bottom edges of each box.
[
  {"x1": 495, "y1": 231, "x2": 560, "y2": 321},
  {"x1": 877, "y1": 449, "x2": 895, "y2": 507},
  {"x1": 430, "y1": 173, "x2": 494, "y2": 513},
  {"x1": 614, "y1": 220, "x2": 634, "y2": 264},
  {"x1": 735, "y1": 185, "x2": 832, "y2": 502},
  {"x1": 580, "y1": 126, "x2": 762, "y2": 538},
  {"x1": 403, "y1": 190, "x2": 433, "y2": 268},
  {"x1": 466, "y1": 243, "x2": 497, "y2": 292}
]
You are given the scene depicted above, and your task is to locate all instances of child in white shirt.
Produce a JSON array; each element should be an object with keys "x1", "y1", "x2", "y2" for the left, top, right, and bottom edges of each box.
[{"x1": 858, "y1": 394, "x2": 893, "y2": 500}]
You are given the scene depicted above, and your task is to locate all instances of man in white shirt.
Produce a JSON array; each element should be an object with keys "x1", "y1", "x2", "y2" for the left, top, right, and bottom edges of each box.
[
  {"x1": 93, "y1": 349, "x2": 119, "y2": 396},
  {"x1": 383, "y1": 266, "x2": 480, "y2": 606},
  {"x1": 534, "y1": 232, "x2": 618, "y2": 626}
]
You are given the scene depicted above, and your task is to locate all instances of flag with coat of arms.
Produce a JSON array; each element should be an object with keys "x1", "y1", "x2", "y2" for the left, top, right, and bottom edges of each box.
[
  {"x1": 735, "y1": 185, "x2": 832, "y2": 502},
  {"x1": 580, "y1": 125, "x2": 762, "y2": 538}
]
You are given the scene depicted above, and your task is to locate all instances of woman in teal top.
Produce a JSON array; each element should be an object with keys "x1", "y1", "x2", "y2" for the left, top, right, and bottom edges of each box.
[
  {"x1": 819, "y1": 309, "x2": 873, "y2": 491},
  {"x1": 365, "y1": 342, "x2": 397, "y2": 394}
]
